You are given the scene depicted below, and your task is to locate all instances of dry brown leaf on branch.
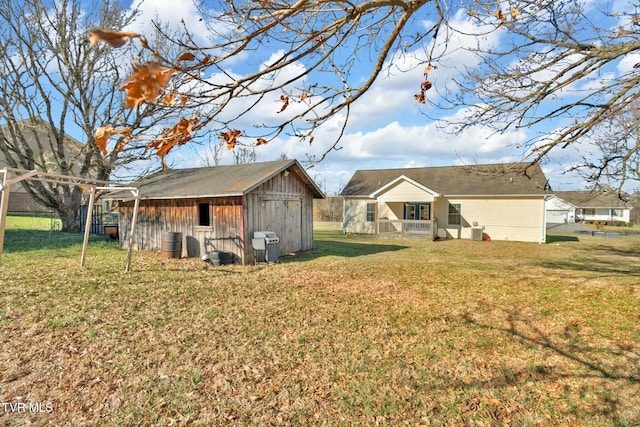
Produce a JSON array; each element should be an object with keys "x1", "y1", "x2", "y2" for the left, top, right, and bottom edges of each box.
[
  {"x1": 414, "y1": 80, "x2": 432, "y2": 104},
  {"x1": 510, "y1": 8, "x2": 520, "y2": 20},
  {"x1": 94, "y1": 126, "x2": 132, "y2": 156},
  {"x1": 256, "y1": 138, "x2": 268, "y2": 146},
  {"x1": 152, "y1": 117, "x2": 197, "y2": 151},
  {"x1": 495, "y1": 9, "x2": 506, "y2": 25},
  {"x1": 163, "y1": 93, "x2": 175, "y2": 106},
  {"x1": 167, "y1": 117, "x2": 197, "y2": 146},
  {"x1": 177, "y1": 52, "x2": 196, "y2": 62},
  {"x1": 88, "y1": 29, "x2": 140, "y2": 48},
  {"x1": 119, "y1": 62, "x2": 174, "y2": 108},
  {"x1": 94, "y1": 126, "x2": 115, "y2": 155},
  {"x1": 146, "y1": 117, "x2": 198, "y2": 169},
  {"x1": 219, "y1": 129, "x2": 242, "y2": 150},
  {"x1": 278, "y1": 95, "x2": 290, "y2": 113}
]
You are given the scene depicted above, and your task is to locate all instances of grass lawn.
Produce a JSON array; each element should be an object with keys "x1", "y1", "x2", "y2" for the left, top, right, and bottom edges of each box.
[
  {"x1": 2, "y1": 213, "x2": 61, "y2": 232},
  {"x1": 0, "y1": 221, "x2": 638, "y2": 426}
]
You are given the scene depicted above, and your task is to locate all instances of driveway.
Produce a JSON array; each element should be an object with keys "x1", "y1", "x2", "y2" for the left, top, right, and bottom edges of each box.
[{"x1": 546, "y1": 222, "x2": 594, "y2": 233}]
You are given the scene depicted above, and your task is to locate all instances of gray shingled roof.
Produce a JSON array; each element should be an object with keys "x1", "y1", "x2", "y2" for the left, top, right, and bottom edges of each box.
[
  {"x1": 341, "y1": 162, "x2": 551, "y2": 197},
  {"x1": 553, "y1": 191, "x2": 630, "y2": 208},
  {"x1": 115, "y1": 159, "x2": 324, "y2": 200}
]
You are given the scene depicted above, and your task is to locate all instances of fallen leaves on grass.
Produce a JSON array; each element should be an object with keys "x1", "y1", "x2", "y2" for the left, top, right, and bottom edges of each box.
[{"x1": 0, "y1": 227, "x2": 638, "y2": 425}]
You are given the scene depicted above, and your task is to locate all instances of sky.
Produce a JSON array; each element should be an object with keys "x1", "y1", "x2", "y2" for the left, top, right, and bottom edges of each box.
[{"x1": 116, "y1": 0, "x2": 627, "y2": 195}]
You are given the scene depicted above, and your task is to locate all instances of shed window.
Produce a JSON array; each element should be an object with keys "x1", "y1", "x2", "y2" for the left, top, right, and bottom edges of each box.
[
  {"x1": 198, "y1": 203, "x2": 211, "y2": 226},
  {"x1": 366, "y1": 203, "x2": 375, "y2": 222},
  {"x1": 448, "y1": 203, "x2": 461, "y2": 226}
]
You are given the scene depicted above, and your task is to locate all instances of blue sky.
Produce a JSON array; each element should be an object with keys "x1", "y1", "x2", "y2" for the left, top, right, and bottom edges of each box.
[{"x1": 111, "y1": 0, "x2": 632, "y2": 194}]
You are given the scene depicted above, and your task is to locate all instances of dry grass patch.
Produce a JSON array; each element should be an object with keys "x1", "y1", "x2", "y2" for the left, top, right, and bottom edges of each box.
[{"x1": 0, "y1": 223, "x2": 638, "y2": 425}]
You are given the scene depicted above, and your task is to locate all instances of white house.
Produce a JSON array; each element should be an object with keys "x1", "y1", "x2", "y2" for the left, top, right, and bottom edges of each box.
[
  {"x1": 546, "y1": 191, "x2": 633, "y2": 225},
  {"x1": 340, "y1": 162, "x2": 552, "y2": 243}
]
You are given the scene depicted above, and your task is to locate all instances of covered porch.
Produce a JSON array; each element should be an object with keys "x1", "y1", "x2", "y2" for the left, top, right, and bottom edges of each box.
[
  {"x1": 377, "y1": 217, "x2": 437, "y2": 238},
  {"x1": 370, "y1": 175, "x2": 440, "y2": 240}
]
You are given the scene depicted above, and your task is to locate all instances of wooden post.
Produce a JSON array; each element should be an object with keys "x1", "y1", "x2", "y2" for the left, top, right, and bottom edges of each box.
[
  {"x1": 80, "y1": 186, "x2": 96, "y2": 267},
  {"x1": 0, "y1": 170, "x2": 10, "y2": 265},
  {"x1": 125, "y1": 190, "x2": 140, "y2": 272}
]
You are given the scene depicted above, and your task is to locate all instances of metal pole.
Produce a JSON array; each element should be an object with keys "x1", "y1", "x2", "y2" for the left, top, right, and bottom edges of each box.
[
  {"x1": 0, "y1": 170, "x2": 10, "y2": 265},
  {"x1": 80, "y1": 186, "x2": 96, "y2": 267},
  {"x1": 125, "y1": 190, "x2": 140, "y2": 272}
]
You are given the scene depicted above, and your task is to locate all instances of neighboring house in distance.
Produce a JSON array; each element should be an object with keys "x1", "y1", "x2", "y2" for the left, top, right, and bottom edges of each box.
[
  {"x1": 116, "y1": 159, "x2": 324, "y2": 265},
  {"x1": 546, "y1": 191, "x2": 633, "y2": 225},
  {"x1": 0, "y1": 119, "x2": 86, "y2": 214},
  {"x1": 340, "y1": 162, "x2": 552, "y2": 243}
]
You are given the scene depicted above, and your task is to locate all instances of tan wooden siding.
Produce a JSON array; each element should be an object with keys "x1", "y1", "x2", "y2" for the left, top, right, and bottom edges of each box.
[
  {"x1": 434, "y1": 196, "x2": 546, "y2": 243},
  {"x1": 119, "y1": 196, "x2": 244, "y2": 262},
  {"x1": 243, "y1": 170, "x2": 314, "y2": 263},
  {"x1": 118, "y1": 169, "x2": 316, "y2": 265}
]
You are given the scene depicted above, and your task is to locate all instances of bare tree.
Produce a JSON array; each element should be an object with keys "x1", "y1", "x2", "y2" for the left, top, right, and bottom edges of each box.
[
  {"x1": 0, "y1": 0, "x2": 179, "y2": 231},
  {"x1": 233, "y1": 147, "x2": 259, "y2": 165},
  {"x1": 433, "y1": 0, "x2": 640, "y2": 191},
  {"x1": 96, "y1": 0, "x2": 639, "y2": 190},
  {"x1": 575, "y1": 103, "x2": 640, "y2": 192},
  {"x1": 100, "y1": 0, "x2": 447, "y2": 162},
  {"x1": 197, "y1": 140, "x2": 226, "y2": 167}
]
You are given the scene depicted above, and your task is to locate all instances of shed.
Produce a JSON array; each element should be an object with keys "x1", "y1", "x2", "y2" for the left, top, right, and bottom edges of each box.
[{"x1": 116, "y1": 159, "x2": 324, "y2": 264}]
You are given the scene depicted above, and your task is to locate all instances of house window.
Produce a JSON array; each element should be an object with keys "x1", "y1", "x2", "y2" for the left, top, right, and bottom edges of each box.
[
  {"x1": 198, "y1": 203, "x2": 211, "y2": 226},
  {"x1": 583, "y1": 208, "x2": 595, "y2": 216},
  {"x1": 405, "y1": 204, "x2": 416, "y2": 220},
  {"x1": 448, "y1": 203, "x2": 461, "y2": 226},
  {"x1": 404, "y1": 204, "x2": 430, "y2": 220},
  {"x1": 366, "y1": 203, "x2": 375, "y2": 222},
  {"x1": 611, "y1": 209, "x2": 621, "y2": 217},
  {"x1": 418, "y1": 204, "x2": 430, "y2": 220}
]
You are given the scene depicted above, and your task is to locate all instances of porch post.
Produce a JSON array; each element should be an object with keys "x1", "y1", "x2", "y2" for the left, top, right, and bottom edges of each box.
[{"x1": 375, "y1": 201, "x2": 379, "y2": 235}]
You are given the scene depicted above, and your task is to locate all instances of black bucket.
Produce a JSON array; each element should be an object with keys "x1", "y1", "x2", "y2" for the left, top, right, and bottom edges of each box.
[{"x1": 161, "y1": 232, "x2": 182, "y2": 258}]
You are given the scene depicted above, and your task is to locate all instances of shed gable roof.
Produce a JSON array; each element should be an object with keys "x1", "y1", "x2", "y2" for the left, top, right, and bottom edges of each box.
[
  {"x1": 119, "y1": 159, "x2": 324, "y2": 200},
  {"x1": 341, "y1": 162, "x2": 551, "y2": 197}
]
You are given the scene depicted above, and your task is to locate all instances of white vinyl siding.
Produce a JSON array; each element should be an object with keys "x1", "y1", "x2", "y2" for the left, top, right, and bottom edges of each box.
[
  {"x1": 577, "y1": 207, "x2": 631, "y2": 223},
  {"x1": 343, "y1": 199, "x2": 376, "y2": 234},
  {"x1": 435, "y1": 196, "x2": 546, "y2": 243},
  {"x1": 378, "y1": 180, "x2": 434, "y2": 200}
]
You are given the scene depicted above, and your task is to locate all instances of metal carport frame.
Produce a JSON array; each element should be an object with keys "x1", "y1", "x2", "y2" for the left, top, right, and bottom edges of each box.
[{"x1": 0, "y1": 167, "x2": 140, "y2": 271}]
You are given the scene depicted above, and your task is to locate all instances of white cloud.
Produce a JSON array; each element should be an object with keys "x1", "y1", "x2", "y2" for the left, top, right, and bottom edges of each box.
[
  {"x1": 153, "y1": 4, "x2": 589, "y2": 194},
  {"x1": 129, "y1": 0, "x2": 210, "y2": 44}
]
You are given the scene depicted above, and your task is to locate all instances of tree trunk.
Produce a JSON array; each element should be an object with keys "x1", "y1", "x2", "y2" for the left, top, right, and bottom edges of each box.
[{"x1": 58, "y1": 204, "x2": 81, "y2": 233}]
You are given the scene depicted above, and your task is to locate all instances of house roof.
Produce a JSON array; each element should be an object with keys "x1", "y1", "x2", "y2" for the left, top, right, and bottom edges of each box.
[
  {"x1": 553, "y1": 191, "x2": 630, "y2": 208},
  {"x1": 115, "y1": 159, "x2": 324, "y2": 201},
  {"x1": 1, "y1": 119, "x2": 86, "y2": 192},
  {"x1": 340, "y1": 162, "x2": 551, "y2": 197}
]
